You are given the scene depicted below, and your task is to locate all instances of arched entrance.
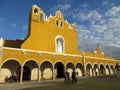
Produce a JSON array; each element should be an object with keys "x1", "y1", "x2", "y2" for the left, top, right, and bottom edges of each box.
[
  {"x1": 0, "y1": 59, "x2": 21, "y2": 82},
  {"x1": 54, "y1": 62, "x2": 64, "y2": 78},
  {"x1": 21, "y1": 60, "x2": 38, "y2": 81},
  {"x1": 23, "y1": 66, "x2": 31, "y2": 80},
  {"x1": 66, "y1": 62, "x2": 75, "y2": 77},
  {"x1": 40, "y1": 61, "x2": 53, "y2": 80},
  {"x1": 86, "y1": 63, "x2": 93, "y2": 76},
  {"x1": 76, "y1": 63, "x2": 83, "y2": 77},
  {"x1": 94, "y1": 64, "x2": 99, "y2": 76},
  {"x1": 100, "y1": 64, "x2": 105, "y2": 76}
]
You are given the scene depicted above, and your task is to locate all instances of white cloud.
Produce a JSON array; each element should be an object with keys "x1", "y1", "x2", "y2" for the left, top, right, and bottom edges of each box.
[
  {"x1": 74, "y1": 10, "x2": 102, "y2": 22},
  {"x1": 102, "y1": 30, "x2": 114, "y2": 40},
  {"x1": 105, "y1": 6, "x2": 120, "y2": 17},
  {"x1": 50, "y1": 3, "x2": 71, "y2": 13},
  {"x1": 11, "y1": 23, "x2": 17, "y2": 28},
  {"x1": 108, "y1": 17, "x2": 120, "y2": 29},
  {"x1": 90, "y1": 24, "x2": 107, "y2": 33},
  {"x1": 73, "y1": 5, "x2": 120, "y2": 59}
]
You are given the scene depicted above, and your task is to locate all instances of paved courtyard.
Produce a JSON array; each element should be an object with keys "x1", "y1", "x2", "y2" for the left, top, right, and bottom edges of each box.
[
  {"x1": 0, "y1": 79, "x2": 63, "y2": 90},
  {"x1": 0, "y1": 77, "x2": 120, "y2": 90}
]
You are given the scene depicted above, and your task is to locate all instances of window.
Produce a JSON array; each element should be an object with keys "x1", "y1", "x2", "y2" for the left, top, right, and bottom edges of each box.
[
  {"x1": 40, "y1": 14, "x2": 43, "y2": 22},
  {"x1": 34, "y1": 8, "x2": 38, "y2": 14},
  {"x1": 56, "y1": 20, "x2": 59, "y2": 26},
  {"x1": 56, "y1": 37, "x2": 64, "y2": 53},
  {"x1": 60, "y1": 21, "x2": 63, "y2": 27}
]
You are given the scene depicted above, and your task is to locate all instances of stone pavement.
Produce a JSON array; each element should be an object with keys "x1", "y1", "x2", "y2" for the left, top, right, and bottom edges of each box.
[{"x1": 0, "y1": 79, "x2": 64, "y2": 90}]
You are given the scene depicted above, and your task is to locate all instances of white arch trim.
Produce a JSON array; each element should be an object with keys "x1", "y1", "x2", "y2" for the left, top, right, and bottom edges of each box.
[
  {"x1": 40, "y1": 59, "x2": 53, "y2": 67},
  {"x1": 86, "y1": 62, "x2": 93, "y2": 68},
  {"x1": 53, "y1": 60, "x2": 65, "y2": 66},
  {"x1": 105, "y1": 63, "x2": 110, "y2": 68},
  {"x1": 65, "y1": 61, "x2": 75, "y2": 67},
  {"x1": 93, "y1": 63, "x2": 99, "y2": 68},
  {"x1": 100, "y1": 63, "x2": 105, "y2": 68},
  {"x1": 76, "y1": 62, "x2": 83, "y2": 66},
  {"x1": 110, "y1": 64, "x2": 114, "y2": 68},
  {"x1": 22, "y1": 59, "x2": 39, "y2": 67},
  {"x1": 0, "y1": 58, "x2": 22, "y2": 68}
]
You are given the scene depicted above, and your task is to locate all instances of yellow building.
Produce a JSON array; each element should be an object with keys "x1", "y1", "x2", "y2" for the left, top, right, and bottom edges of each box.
[{"x1": 0, "y1": 5, "x2": 120, "y2": 83}]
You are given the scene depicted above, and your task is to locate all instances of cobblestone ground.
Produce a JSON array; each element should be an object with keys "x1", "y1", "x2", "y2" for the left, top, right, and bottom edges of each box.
[{"x1": 0, "y1": 79, "x2": 63, "y2": 90}]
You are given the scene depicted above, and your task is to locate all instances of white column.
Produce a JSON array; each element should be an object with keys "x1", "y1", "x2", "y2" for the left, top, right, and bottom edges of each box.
[
  {"x1": 52, "y1": 67, "x2": 55, "y2": 80},
  {"x1": 20, "y1": 66, "x2": 23, "y2": 84},
  {"x1": 38, "y1": 65, "x2": 40, "y2": 82}
]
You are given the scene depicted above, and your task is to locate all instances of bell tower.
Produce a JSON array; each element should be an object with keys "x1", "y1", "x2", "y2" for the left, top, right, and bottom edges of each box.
[
  {"x1": 30, "y1": 5, "x2": 45, "y2": 22},
  {"x1": 25, "y1": 5, "x2": 45, "y2": 38}
]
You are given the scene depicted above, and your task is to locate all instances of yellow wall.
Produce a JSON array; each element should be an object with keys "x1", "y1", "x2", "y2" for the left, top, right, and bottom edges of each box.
[{"x1": 21, "y1": 5, "x2": 78, "y2": 54}]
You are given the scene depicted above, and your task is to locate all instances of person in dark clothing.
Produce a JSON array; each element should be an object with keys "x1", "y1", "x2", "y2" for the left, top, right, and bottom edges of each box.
[
  {"x1": 72, "y1": 71, "x2": 77, "y2": 84},
  {"x1": 64, "y1": 72, "x2": 67, "y2": 83},
  {"x1": 64, "y1": 71, "x2": 70, "y2": 84}
]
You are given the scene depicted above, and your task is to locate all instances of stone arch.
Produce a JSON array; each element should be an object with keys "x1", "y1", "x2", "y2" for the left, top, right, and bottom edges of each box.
[
  {"x1": 76, "y1": 63, "x2": 83, "y2": 77},
  {"x1": 93, "y1": 63, "x2": 99, "y2": 76},
  {"x1": 22, "y1": 60, "x2": 38, "y2": 81},
  {"x1": 40, "y1": 61, "x2": 53, "y2": 80},
  {"x1": 86, "y1": 63, "x2": 93, "y2": 77},
  {"x1": 0, "y1": 59, "x2": 21, "y2": 82},
  {"x1": 54, "y1": 61, "x2": 65, "y2": 78},
  {"x1": 66, "y1": 62, "x2": 75, "y2": 77},
  {"x1": 100, "y1": 64, "x2": 105, "y2": 76},
  {"x1": 105, "y1": 64, "x2": 110, "y2": 75}
]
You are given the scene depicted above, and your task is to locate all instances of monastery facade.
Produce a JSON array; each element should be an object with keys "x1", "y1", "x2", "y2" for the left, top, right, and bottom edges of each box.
[{"x1": 0, "y1": 5, "x2": 120, "y2": 83}]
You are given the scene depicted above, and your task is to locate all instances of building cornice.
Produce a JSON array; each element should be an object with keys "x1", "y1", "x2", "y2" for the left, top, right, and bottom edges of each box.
[{"x1": 2, "y1": 47, "x2": 120, "y2": 62}]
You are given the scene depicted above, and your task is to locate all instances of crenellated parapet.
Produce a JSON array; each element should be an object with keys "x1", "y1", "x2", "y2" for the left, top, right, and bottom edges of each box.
[{"x1": 31, "y1": 5, "x2": 76, "y2": 31}]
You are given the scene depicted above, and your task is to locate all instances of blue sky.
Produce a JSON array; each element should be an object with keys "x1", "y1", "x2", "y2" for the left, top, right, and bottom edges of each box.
[{"x1": 0, "y1": 0, "x2": 120, "y2": 59}]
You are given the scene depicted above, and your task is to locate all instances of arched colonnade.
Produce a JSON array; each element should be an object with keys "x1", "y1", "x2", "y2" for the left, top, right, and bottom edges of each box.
[{"x1": 0, "y1": 59, "x2": 84, "y2": 83}]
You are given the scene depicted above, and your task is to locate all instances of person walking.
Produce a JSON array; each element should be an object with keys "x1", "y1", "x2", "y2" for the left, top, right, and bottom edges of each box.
[{"x1": 72, "y1": 71, "x2": 77, "y2": 84}]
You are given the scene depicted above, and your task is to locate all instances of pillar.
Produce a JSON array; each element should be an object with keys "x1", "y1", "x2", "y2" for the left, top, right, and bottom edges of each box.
[
  {"x1": 41, "y1": 69, "x2": 43, "y2": 80},
  {"x1": 38, "y1": 65, "x2": 40, "y2": 82},
  {"x1": 20, "y1": 66, "x2": 23, "y2": 84},
  {"x1": 64, "y1": 66, "x2": 67, "y2": 72},
  {"x1": 82, "y1": 51, "x2": 86, "y2": 77},
  {"x1": 92, "y1": 68, "x2": 94, "y2": 77},
  {"x1": 52, "y1": 67, "x2": 55, "y2": 80}
]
